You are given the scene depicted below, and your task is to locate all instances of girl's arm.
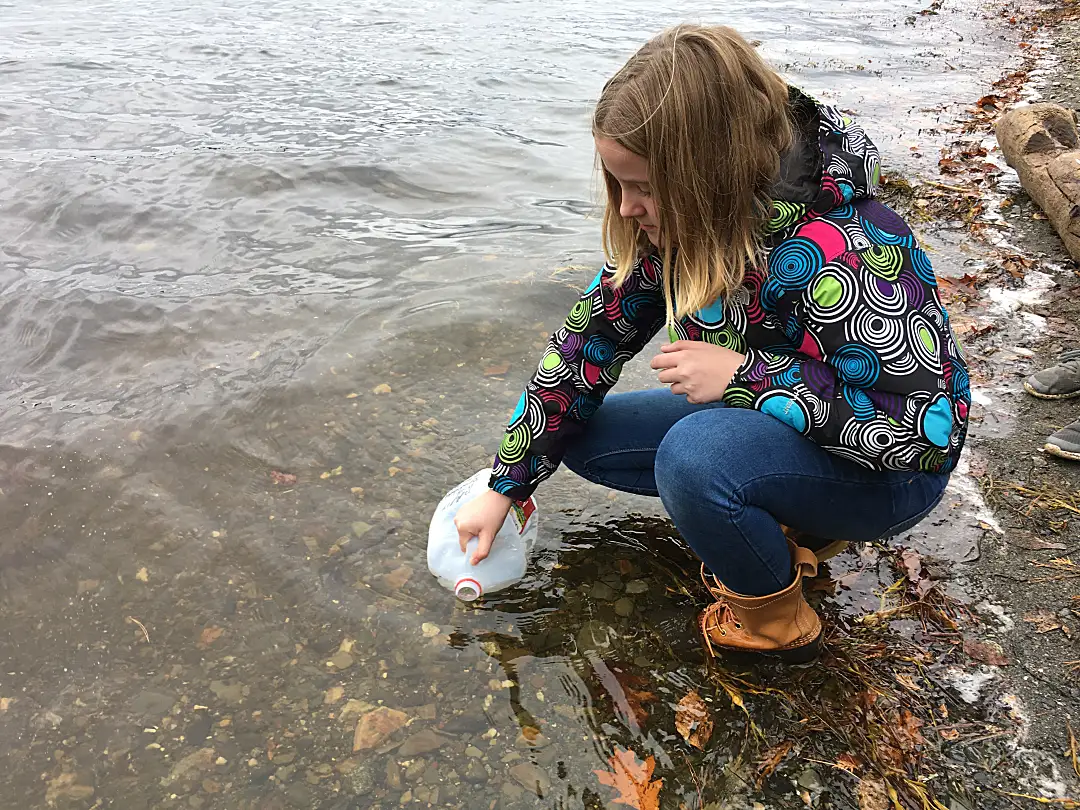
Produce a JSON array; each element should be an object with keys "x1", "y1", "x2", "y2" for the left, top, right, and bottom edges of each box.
[{"x1": 489, "y1": 257, "x2": 667, "y2": 501}]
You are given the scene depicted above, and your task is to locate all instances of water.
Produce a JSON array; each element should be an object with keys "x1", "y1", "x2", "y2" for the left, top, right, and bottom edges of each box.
[{"x1": 0, "y1": 1, "x2": 1022, "y2": 807}]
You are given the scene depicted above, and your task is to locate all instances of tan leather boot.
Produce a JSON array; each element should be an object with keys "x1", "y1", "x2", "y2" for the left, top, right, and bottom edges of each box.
[
  {"x1": 699, "y1": 542, "x2": 823, "y2": 664},
  {"x1": 780, "y1": 524, "x2": 849, "y2": 562}
]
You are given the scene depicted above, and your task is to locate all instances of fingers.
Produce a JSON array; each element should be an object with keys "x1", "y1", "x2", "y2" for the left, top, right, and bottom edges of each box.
[
  {"x1": 649, "y1": 351, "x2": 680, "y2": 370},
  {"x1": 656, "y1": 368, "x2": 681, "y2": 385},
  {"x1": 660, "y1": 341, "x2": 694, "y2": 352},
  {"x1": 457, "y1": 522, "x2": 475, "y2": 554},
  {"x1": 670, "y1": 382, "x2": 688, "y2": 396},
  {"x1": 471, "y1": 529, "x2": 496, "y2": 565}
]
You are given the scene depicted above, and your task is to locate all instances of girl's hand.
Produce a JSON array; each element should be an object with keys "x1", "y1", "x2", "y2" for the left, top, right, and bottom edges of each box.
[
  {"x1": 650, "y1": 341, "x2": 746, "y2": 404},
  {"x1": 455, "y1": 488, "x2": 514, "y2": 565}
]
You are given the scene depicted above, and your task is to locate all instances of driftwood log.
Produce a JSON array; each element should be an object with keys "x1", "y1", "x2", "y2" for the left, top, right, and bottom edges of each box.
[{"x1": 995, "y1": 103, "x2": 1080, "y2": 262}]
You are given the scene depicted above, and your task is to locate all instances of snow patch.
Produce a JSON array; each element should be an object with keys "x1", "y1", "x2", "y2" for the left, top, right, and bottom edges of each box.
[
  {"x1": 976, "y1": 600, "x2": 1015, "y2": 631},
  {"x1": 943, "y1": 665, "x2": 998, "y2": 704},
  {"x1": 946, "y1": 455, "x2": 1004, "y2": 534}
]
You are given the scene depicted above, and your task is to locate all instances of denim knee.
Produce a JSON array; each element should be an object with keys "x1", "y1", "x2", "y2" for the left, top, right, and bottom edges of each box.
[{"x1": 654, "y1": 413, "x2": 713, "y2": 511}]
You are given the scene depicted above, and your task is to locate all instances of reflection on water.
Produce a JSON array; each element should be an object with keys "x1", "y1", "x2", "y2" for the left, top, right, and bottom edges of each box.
[{"x1": 0, "y1": 0, "x2": 1019, "y2": 806}]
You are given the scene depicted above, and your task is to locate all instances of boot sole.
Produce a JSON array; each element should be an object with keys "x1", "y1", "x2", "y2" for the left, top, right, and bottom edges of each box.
[
  {"x1": 709, "y1": 630, "x2": 823, "y2": 665},
  {"x1": 1044, "y1": 442, "x2": 1080, "y2": 461},
  {"x1": 1023, "y1": 381, "x2": 1080, "y2": 400}
]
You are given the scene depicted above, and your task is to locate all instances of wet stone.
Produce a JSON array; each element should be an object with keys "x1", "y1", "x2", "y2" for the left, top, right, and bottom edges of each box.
[
  {"x1": 501, "y1": 781, "x2": 525, "y2": 801},
  {"x1": 797, "y1": 767, "x2": 823, "y2": 792},
  {"x1": 462, "y1": 759, "x2": 488, "y2": 783},
  {"x1": 576, "y1": 620, "x2": 615, "y2": 652},
  {"x1": 464, "y1": 745, "x2": 483, "y2": 758},
  {"x1": 625, "y1": 580, "x2": 649, "y2": 594},
  {"x1": 398, "y1": 728, "x2": 447, "y2": 756},
  {"x1": 185, "y1": 714, "x2": 213, "y2": 742},
  {"x1": 509, "y1": 763, "x2": 551, "y2": 795},
  {"x1": 285, "y1": 783, "x2": 314, "y2": 807},
  {"x1": 614, "y1": 597, "x2": 635, "y2": 617},
  {"x1": 589, "y1": 582, "x2": 616, "y2": 601},
  {"x1": 209, "y1": 680, "x2": 245, "y2": 705},
  {"x1": 385, "y1": 759, "x2": 403, "y2": 790},
  {"x1": 404, "y1": 760, "x2": 426, "y2": 781},
  {"x1": 328, "y1": 651, "x2": 354, "y2": 670},
  {"x1": 346, "y1": 762, "x2": 376, "y2": 796},
  {"x1": 130, "y1": 689, "x2": 176, "y2": 717}
]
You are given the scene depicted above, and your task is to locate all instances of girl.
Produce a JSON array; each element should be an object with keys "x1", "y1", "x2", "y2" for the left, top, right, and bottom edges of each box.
[{"x1": 454, "y1": 25, "x2": 969, "y2": 663}]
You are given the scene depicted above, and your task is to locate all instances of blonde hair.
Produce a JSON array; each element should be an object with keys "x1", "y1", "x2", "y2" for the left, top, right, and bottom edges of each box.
[{"x1": 593, "y1": 25, "x2": 794, "y2": 323}]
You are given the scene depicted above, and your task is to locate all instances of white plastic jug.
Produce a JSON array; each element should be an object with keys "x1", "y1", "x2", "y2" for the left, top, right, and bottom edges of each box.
[{"x1": 427, "y1": 469, "x2": 538, "y2": 601}]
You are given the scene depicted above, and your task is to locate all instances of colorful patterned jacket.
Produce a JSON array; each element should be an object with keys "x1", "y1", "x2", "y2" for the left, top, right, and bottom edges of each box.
[{"x1": 490, "y1": 89, "x2": 970, "y2": 501}]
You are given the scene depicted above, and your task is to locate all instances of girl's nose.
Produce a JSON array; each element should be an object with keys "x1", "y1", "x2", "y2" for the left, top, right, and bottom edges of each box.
[{"x1": 620, "y1": 193, "x2": 644, "y2": 219}]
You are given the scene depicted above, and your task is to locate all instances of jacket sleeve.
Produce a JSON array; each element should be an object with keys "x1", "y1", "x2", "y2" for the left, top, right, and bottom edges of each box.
[
  {"x1": 490, "y1": 257, "x2": 667, "y2": 500},
  {"x1": 722, "y1": 260, "x2": 963, "y2": 473}
]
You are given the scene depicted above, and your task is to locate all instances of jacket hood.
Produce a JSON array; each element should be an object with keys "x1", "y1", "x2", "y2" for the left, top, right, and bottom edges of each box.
[{"x1": 769, "y1": 87, "x2": 881, "y2": 229}]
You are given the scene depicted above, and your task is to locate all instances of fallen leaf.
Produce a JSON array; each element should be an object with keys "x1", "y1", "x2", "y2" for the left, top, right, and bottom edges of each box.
[
  {"x1": 893, "y1": 709, "x2": 925, "y2": 753},
  {"x1": 346, "y1": 392, "x2": 358, "y2": 399},
  {"x1": 352, "y1": 707, "x2": 408, "y2": 751},
  {"x1": 421, "y1": 622, "x2": 440, "y2": 638},
  {"x1": 899, "y1": 548, "x2": 922, "y2": 583},
  {"x1": 1024, "y1": 610, "x2": 1063, "y2": 634},
  {"x1": 324, "y1": 686, "x2": 344, "y2": 705},
  {"x1": 0, "y1": 697, "x2": 13, "y2": 713},
  {"x1": 320, "y1": 465, "x2": 343, "y2": 480},
  {"x1": 483, "y1": 363, "x2": 511, "y2": 377},
  {"x1": 895, "y1": 673, "x2": 921, "y2": 691},
  {"x1": 373, "y1": 383, "x2": 392, "y2": 395},
  {"x1": 135, "y1": 567, "x2": 149, "y2": 583},
  {"x1": 199, "y1": 626, "x2": 224, "y2": 646},
  {"x1": 964, "y1": 638, "x2": 1010, "y2": 665},
  {"x1": 384, "y1": 565, "x2": 413, "y2": 589},
  {"x1": 270, "y1": 470, "x2": 297, "y2": 486},
  {"x1": 674, "y1": 690, "x2": 714, "y2": 750},
  {"x1": 754, "y1": 740, "x2": 793, "y2": 787},
  {"x1": 835, "y1": 753, "x2": 861, "y2": 773},
  {"x1": 593, "y1": 746, "x2": 663, "y2": 810},
  {"x1": 857, "y1": 776, "x2": 890, "y2": 810},
  {"x1": 611, "y1": 669, "x2": 657, "y2": 726},
  {"x1": 939, "y1": 727, "x2": 960, "y2": 741}
]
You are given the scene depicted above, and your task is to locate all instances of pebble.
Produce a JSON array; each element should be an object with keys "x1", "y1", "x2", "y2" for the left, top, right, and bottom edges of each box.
[
  {"x1": 576, "y1": 620, "x2": 615, "y2": 652},
  {"x1": 462, "y1": 759, "x2": 488, "y2": 783},
  {"x1": 614, "y1": 597, "x2": 635, "y2": 617},
  {"x1": 131, "y1": 689, "x2": 176, "y2": 717},
  {"x1": 346, "y1": 762, "x2": 376, "y2": 796},
  {"x1": 797, "y1": 767, "x2": 823, "y2": 792},
  {"x1": 209, "y1": 681, "x2": 245, "y2": 705},
  {"x1": 284, "y1": 784, "x2": 314, "y2": 807},
  {"x1": 398, "y1": 789, "x2": 412, "y2": 805},
  {"x1": 328, "y1": 651, "x2": 354, "y2": 670},
  {"x1": 398, "y1": 728, "x2": 447, "y2": 756},
  {"x1": 464, "y1": 745, "x2": 483, "y2": 759},
  {"x1": 501, "y1": 781, "x2": 525, "y2": 801},
  {"x1": 404, "y1": 760, "x2": 426, "y2": 781},
  {"x1": 589, "y1": 582, "x2": 616, "y2": 601},
  {"x1": 514, "y1": 732, "x2": 552, "y2": 749},
  {"x1": 385, "y1": 759, "x2": 403, "y2": 790},
  {"x1": 509, "y1": 763, "x2": 551, "y2": 795},
  {"x1": 625, "y1": 580, "x2": 649, "y2": 594}
]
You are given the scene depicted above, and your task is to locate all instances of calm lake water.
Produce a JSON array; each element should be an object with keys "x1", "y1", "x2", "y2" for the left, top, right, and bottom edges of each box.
[{"x1": 0, "y1": 1, "x2": 1020, "y2": 807}]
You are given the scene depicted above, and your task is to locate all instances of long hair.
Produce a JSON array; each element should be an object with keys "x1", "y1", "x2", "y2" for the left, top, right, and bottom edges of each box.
[{"x1": 593, "y1": 25, "x2": 794, "y2": 324}]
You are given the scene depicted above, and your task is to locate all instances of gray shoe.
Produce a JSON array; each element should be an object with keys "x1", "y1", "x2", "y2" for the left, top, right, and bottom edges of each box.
[
  {"x1": 1045, "y1": 417, "x2": 1080, "y2": 461},
  {"x1": 1024, "y1": 350, "x2": 1080, "y2": 399}
]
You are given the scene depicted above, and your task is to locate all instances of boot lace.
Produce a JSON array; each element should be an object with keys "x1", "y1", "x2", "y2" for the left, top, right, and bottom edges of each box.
[{"x1": 699, "y1": 565, "x2": 743, "y2": 658}]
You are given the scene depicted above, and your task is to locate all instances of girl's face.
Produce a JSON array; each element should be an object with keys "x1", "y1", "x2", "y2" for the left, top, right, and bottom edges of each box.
[{"x1": 596, "y1": 137, "x2": 660, "y2": 246}]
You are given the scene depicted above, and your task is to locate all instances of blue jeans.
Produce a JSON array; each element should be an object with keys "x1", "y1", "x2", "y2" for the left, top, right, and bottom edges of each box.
[{"x1": 562, "y1": 389, "x2": 949, "y2": 597}]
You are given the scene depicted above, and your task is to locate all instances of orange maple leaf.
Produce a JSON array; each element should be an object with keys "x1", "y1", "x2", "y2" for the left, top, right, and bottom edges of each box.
[{"x1": 594, "y1": 746, "x2": 663, "y2": 810}]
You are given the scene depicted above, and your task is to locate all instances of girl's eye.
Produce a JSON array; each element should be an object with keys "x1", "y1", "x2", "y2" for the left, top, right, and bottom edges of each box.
[{"x1": 638, "y1": 187, "x2": 652, "y2": 198}]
